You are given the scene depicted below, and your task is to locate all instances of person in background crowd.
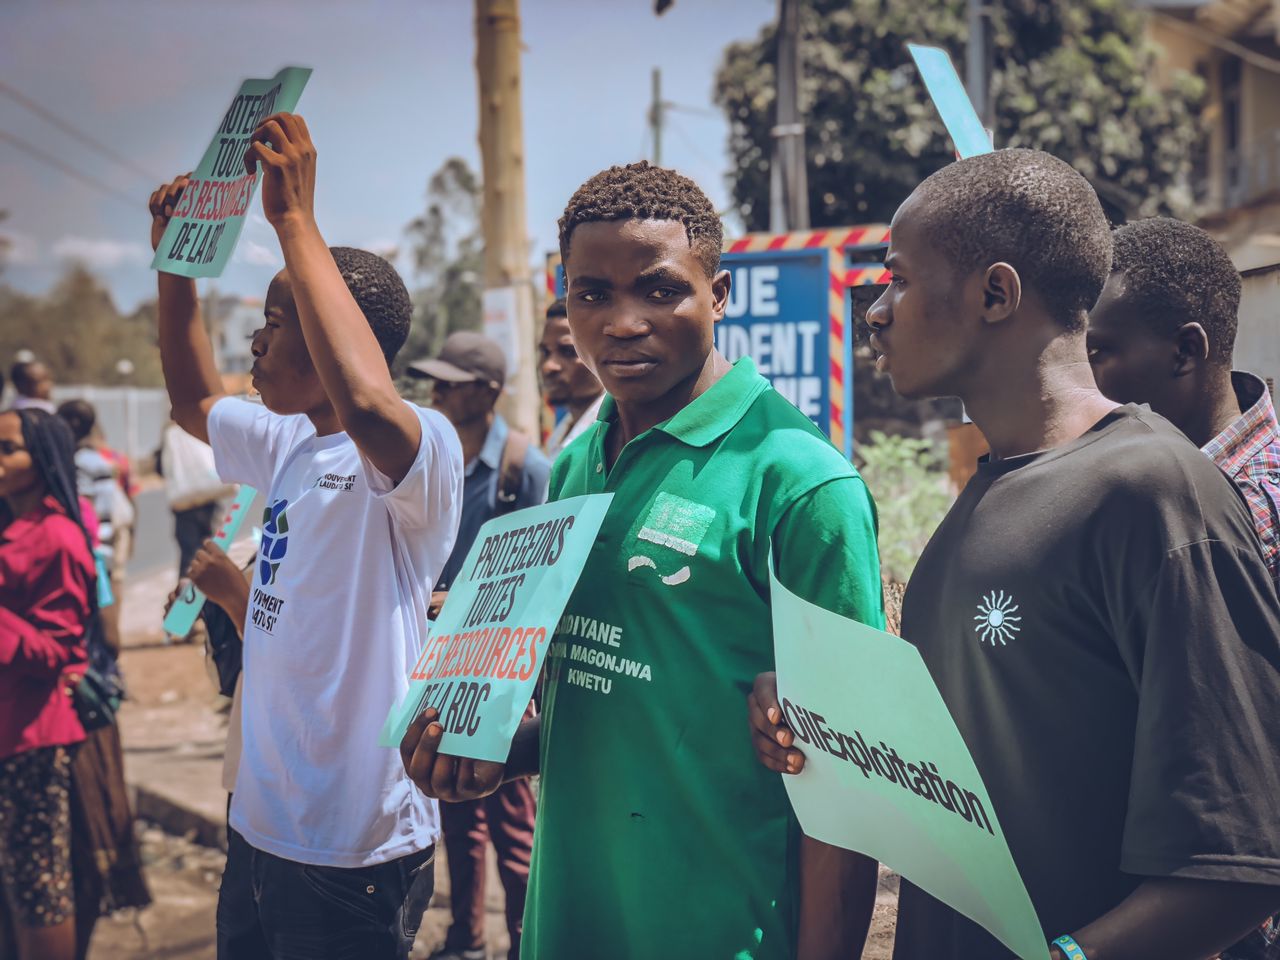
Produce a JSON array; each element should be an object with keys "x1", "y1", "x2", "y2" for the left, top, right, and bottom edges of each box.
[
  {"x1": 410, "y1": 330, "x2": 551, "y2": 600},
  {"x1": 538, "y1": 297, "x2": 604, "y2": 460},
  {"x1": 1088, "y1": 216, "x2": 1280, "y2": 960},
  {"x1": 0, "y1": 408, "x2": 93, "y2": 960},
  {"x1": 402, "y1": 160, "x2": 886, "y2": 959},
  {"x1": 1089, "y1": 217, "x2": 1280, "y2": 590},
  {"x1": 36, "y1": 405, "x2": 151, "y2": 959},
  {"x1": 10, "y1": 360, "x2": 56, "y2": 413},
  {"x1": 159, "y1": 420, "x2": 235, "y2": 581},
  {"x1": 408, "y1": 330, "x2": 549, "y2": 960},
  {"x1": 750, "y1": 149, "x2": 1280, "y2": 960},
  {"x1": 149, "y1": 109, "x2": 462, "y2": 960},
  {"x1": 93, "y1": 426, "x2": 137, "y2": 621},
  {"x1": 57, "y1": 399, "x2": 135, "y2": 654}
]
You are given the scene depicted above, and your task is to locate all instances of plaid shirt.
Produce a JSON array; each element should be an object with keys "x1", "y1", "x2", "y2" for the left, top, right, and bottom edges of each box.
[
  {"x1": 1206, "y1": 375, "x2": 1280, "y2": 960},
  {"x1": 1202, "y1": 372, "x2": 1280, "y2": 594}
]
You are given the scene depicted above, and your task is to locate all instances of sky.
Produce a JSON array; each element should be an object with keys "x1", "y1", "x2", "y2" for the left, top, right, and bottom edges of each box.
[{"x1": 0, "y1": 0, "x2": 775, "y2": 312}]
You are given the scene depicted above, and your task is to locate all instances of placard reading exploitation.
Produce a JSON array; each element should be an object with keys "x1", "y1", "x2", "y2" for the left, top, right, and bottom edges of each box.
[{"x1": 771, "y1": 566, "x2": 1049, "y2": 960}]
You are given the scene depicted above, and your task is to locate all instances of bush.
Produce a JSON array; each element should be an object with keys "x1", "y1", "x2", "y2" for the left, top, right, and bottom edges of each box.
[{"x1": 857, "y1": 431, "x2": 953, "y2": 584}]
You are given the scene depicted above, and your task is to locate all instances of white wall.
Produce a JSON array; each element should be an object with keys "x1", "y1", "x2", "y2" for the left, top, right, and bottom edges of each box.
[
  {"x1": 47, "y1": 384, "x2": 171, "y2": 467},
  {"x1": 1237, "y1": 262, "x2": 1280, "y2": 397}
]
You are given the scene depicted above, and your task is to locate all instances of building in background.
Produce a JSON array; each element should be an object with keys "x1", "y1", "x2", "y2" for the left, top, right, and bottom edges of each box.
[
  {"x1": 206, "y1": 295, "x2": 262, "y2": 376},
  {"x1": 1145, "y1": 0, "x2": 1280, "y2": 268},
  {"x1": 1145, "y1": 0, "x2": 1280, "y2": 393}
]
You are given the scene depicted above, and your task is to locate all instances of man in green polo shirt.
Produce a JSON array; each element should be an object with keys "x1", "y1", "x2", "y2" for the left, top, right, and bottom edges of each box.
[{"x1": 401, "y1": 160, "x2": 885, "y2": 959}]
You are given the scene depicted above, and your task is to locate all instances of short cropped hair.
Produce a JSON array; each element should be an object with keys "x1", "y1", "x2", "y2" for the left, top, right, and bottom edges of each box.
[
  {"x1": 546, "y1": 297, "x2": 568, "y2": 320},
  {"x1": 10, "y1": 361, "x2": 41, "y2": 394},
  {"x1": 558, "y1": 161, "x2": 722, "y2": 278},
  {"x1": 56, "y1": 399, "x2": 96, "y2": 442},
  {"x1": 329, "y1": 247, "x2": 412, "y2": 364},
  {"x1": 1110, "y1": 218, "x2": 1240, "y2": 364},
  {"x1": 912, "y1": 149, "x2": 1113, "y2": 331}
]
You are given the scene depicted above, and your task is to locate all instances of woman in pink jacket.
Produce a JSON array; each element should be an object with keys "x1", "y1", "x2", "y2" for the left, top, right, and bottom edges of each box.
[{"x1": 0, "y1": 408, "x2": 95, "y2": 960}]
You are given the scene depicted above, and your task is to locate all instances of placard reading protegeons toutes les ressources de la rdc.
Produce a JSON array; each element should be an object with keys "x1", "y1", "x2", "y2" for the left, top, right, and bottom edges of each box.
[
  {"x1": 381, "y1": 493, "x2": 614, "y2": 761},
  {"x1": 151, "y1": 66, "x2": 311, "y2": 278}
]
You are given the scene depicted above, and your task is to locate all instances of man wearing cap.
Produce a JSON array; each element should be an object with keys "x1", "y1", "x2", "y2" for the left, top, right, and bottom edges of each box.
[{"x1": 407, "y1": 330, "x2": 548, "y2": 960}]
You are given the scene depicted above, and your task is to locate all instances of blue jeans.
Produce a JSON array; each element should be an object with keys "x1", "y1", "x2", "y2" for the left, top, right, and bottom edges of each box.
[{"x1": 216, "y1": 827, "x2": 435, "y2": 960}]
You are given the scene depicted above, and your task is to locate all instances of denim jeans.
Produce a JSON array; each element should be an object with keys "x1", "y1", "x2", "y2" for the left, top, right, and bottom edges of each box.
[{"x1": 216, "y1": 826, "x2": 436, "y2": 960}]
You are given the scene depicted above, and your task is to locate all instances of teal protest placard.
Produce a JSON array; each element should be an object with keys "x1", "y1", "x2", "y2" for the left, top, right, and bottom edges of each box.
[
  {"x1": 907, "y1": 43, "x2": 993, "y2": 159},
  {"x1": 381, "y1": 493, "x2": 614, "y2": 760},
  {"x1": 771, "y1": 566, "x2": 1049, "y2": 960},
  {"x1": 151, "y1": 66, "x2": 311, "y2": 278},
  {"x1": 162, "y1": 484, "x2": 257, "y2": 639}
]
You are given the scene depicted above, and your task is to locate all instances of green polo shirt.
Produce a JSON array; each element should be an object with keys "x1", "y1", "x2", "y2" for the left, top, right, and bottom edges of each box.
[{"x1": 523, "y1": 358, "x2": 884, "y2": 960}]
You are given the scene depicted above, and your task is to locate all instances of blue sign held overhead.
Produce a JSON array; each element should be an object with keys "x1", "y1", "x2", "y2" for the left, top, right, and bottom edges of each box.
[{"x1": 907, "y1": 43, "x2": 994, "y2": 160}]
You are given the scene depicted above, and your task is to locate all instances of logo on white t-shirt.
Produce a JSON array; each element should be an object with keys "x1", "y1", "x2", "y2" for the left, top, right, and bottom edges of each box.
[
  {"x1": 973, "y1": 589, "x2": 1021, "y2": 646},
  {"x1": 259, "y1": 498, "x2": 291, "y2": 586}
]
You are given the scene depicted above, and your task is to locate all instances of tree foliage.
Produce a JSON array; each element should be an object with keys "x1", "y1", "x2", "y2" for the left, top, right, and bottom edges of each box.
[
  {"x1": 856, "y1": 430, "x2": 953, "y2": 583},
  {"x1": 714, "y1": 0, "x2": 1205, "y2": 230},
  {"x1": 397, "y1": 157, "x2": 485, "y2": 380},
  {"x1": 0, "y1": 264, "x2": 163, "y2": 387}
]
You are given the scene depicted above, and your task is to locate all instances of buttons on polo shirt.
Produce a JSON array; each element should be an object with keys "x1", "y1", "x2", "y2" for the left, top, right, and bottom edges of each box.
[
  {"x1": 366, "y1": 884, "x2": 375, "y2": 894},
  {"x1": 596, "y1": 462, "x2": 603, "y2": 474}
]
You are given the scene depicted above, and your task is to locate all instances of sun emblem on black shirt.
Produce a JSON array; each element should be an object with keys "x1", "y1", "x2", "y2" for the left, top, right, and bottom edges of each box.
[{"x1": 974, "y1": 590, "x2": 1021, "y2": 645}]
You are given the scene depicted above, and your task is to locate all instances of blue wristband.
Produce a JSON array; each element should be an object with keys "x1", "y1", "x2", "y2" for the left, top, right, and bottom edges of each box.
[{"x1": 1052, "y1": 935, "x2": 1088, "y2": 960}]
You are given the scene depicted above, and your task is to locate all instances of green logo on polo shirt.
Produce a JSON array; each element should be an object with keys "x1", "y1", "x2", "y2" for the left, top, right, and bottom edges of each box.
[{"x1": 627, "y1": 492, "x2": 715, "y2": 586}]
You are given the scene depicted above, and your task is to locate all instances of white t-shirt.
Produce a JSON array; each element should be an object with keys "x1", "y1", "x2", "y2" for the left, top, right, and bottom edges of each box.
[
  {"x1": 207, "y1": 397, "x2": 462, "y2": 867},
  {"x1": 544, "y1": 393, "x2": 604, "y2": 460}
]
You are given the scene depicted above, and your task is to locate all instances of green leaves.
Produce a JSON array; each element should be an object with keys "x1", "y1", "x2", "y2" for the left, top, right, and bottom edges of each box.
[
  {"x1": 856, "y1": 430, "x2": 953, "y2": 584},
  {"x1": 713, "y1": 0, "x2": 1204, "y2": 229}
]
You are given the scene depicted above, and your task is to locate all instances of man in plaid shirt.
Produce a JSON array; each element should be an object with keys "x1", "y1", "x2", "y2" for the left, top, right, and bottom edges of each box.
[{"x1": 1088, "y1": 215, "x2": 1280, "y2": 959}]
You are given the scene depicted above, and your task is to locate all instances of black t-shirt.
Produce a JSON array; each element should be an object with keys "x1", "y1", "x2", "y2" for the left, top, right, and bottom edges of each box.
[{"x1": 894, "y1": 405, "x2": 1280, "y2": 958}]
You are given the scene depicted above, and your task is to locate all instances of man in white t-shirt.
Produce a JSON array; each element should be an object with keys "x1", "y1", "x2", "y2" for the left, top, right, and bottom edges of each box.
[{"x1": 148, "y1": 112, "x2": 463, "y2": 960}]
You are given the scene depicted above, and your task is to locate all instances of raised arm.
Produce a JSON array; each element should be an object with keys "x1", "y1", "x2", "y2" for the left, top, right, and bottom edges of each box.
[
  {"x1": 150, "y1": 175, "x2": 227, "y2": 443},
  {"x1": 245, "y1": 113, "x2": 421, "y2": 484}
]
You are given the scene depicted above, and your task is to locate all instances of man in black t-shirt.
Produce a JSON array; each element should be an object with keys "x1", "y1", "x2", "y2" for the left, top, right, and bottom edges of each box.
[{"x1": 748, "y1": 149, "x2": 1280, "y2": 959}]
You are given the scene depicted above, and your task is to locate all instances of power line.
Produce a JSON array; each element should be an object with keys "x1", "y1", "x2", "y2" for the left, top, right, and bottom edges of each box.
[
  {"x1": 666, "y1": 113, "x2": 715, "y2": 169},
  {"x1": 0, "y1": 79, "x2": 165, "y2": 184},
  {"x1": 0, "y1": 128, "x2": 139, "y2": 209}
]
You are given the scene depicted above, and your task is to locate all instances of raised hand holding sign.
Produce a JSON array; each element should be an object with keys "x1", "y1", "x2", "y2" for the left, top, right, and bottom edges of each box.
[{"x1": 150, "y1": 66, "x2": 311, "y2": 277}]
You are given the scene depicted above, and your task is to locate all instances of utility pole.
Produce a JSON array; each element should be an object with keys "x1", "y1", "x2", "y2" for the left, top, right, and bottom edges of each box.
[
  {"x1": 966, "y1": 0, "x2": 993, "y2": 129},
  {"x1": 475, "y1": 0, "x2": 538, "y2": 435},
  {"x1": 770, "y1": 0, "x2": 809, "y2": 231},
  {"x1": 649, "y1": 68, "x2": 663, "y2": 166}
]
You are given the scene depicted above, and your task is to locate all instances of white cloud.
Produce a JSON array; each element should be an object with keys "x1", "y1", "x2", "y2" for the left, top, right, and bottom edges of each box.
[
  {"x1": 51, "y1": 236, "x2": 150, "y2": 269},
  {"x1": 235, "y1": 239, "x2": 279, "y2": 267},
  {"x1": 361, "y1": 238, "x2": 400, "y2": 260}
]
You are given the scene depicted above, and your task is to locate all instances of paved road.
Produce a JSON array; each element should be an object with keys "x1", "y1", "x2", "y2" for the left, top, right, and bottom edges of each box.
[{"x1": 127, "y1": 488, "x2": 177, "y2": 579}]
